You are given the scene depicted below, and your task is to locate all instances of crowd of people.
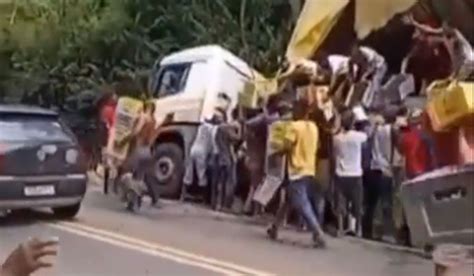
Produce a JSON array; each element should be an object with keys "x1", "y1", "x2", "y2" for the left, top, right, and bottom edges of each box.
[
  {"x1": 175, "y1": 83, "x2": 433, "y2": 249},
  {"x1": 176, "y1": 15, "x2": 473, "y2": 249},
  {"x1": 182, "y1": 103, "x2": 242, "y2": 211},
  {"x1": 2, "y1": 5, "x2": 473, "y2": 276},
  {"x1": 88, "y1": 9, "x2": 474, "y2": 249}
]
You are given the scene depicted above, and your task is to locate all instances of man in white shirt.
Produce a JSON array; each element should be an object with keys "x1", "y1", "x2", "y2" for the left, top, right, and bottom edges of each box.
[
  {"x1": 322, "y1": 55, "x2": 351, "y2": 100},
  {"x1": 328, "y1": 55, "x2": 350, "y2": 76},
  {"x1": 350, "y1": 45, "x2": 388, "y2": 107},
  {"x1": 333, "y1": 111, "x2": 367, "y2": 236},
  {"x1": 182, "y1": 110, "x2": 224, "y2": 200},
  {"x1": 445, "y1": 27, "x2": 474, "y2": 80}
]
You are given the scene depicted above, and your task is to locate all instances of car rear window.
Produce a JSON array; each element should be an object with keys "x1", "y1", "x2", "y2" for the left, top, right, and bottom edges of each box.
[{"x1": 0, "y1": 114, "x2": 73, "y2": 143}]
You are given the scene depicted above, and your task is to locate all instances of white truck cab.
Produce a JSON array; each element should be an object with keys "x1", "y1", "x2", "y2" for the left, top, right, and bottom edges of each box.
[{"x1": 148, "y1": 45, "x2": 259, "y2": 197}]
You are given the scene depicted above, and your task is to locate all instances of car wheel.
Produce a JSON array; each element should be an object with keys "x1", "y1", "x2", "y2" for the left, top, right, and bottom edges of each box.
[
  {"x1": 53, "y1": 203, "x2": 81, "y2": 219},
  {"x1": 151, "y1": 142, "x2": 184, "y2": 198}
]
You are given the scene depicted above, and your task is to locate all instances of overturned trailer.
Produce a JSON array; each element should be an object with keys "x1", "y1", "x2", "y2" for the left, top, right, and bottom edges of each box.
[{"x1": 401, "y1": 165, "x2": 474, "y2": 249}]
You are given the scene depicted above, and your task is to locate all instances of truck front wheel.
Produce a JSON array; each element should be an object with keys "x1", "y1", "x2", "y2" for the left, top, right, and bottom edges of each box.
[{"x1": 151, "y1": 143, "x2": 184, "y2": 198}]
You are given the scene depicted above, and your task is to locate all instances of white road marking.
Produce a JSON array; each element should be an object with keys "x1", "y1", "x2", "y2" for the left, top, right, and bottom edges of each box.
[{"x1": 48, "y1": 221, "x2": 274, "y2": 276}]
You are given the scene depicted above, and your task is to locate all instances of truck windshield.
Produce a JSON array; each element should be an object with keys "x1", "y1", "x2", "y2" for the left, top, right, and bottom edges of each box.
[{"x1": 150, "y1": 63, "x2": 191, "y2": 98}]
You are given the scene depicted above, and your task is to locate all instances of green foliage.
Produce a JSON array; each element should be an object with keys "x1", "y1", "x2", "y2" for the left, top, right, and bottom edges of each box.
[{"x1": 0, "y1": 0, "x2": 298, "y2": 101}]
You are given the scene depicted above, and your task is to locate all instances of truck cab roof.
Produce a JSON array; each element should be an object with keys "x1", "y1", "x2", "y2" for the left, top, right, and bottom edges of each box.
[{"x1": 159, "y1": 45, "x2": 258, "y2": 79}]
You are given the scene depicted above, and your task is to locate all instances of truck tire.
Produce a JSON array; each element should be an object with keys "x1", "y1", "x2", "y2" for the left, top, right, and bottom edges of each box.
[
  {"x1": 53, "y1": 203, "x2": 81, "y2": 220},
  {"x1": 152, "y1": 143, "x2": 184, "y2": 198}
]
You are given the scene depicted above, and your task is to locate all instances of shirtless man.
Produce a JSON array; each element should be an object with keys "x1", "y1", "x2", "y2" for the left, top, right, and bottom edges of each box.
[{"x1": 122, "y1": 101, "x2": 173, "y2": 205}]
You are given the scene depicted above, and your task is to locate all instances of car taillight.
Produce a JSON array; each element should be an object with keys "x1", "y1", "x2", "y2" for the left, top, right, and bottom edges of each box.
[{"x1": 0, "y1": 144, "x2": 8, "y2": 173}]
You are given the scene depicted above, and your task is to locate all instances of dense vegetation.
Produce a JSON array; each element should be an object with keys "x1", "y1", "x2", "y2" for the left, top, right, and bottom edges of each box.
[{"x1": 0, "y1": 0, "x2": 301, "y2": 102}]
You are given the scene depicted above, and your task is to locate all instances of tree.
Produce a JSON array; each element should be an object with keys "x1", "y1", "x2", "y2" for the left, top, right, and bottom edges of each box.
[{"x1": 0, "y1": 0, "x2": 298, "y2": 101}]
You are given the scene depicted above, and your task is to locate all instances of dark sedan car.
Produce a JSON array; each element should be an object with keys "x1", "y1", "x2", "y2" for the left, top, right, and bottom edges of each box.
[{"x1": 0, "y1": 105, "x2": 87, "y2": 218}]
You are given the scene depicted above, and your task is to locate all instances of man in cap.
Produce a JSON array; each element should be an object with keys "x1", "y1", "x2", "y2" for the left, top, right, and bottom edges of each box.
[{"x1": 182, "y1": 108, "x2": 225, "y2": 200}]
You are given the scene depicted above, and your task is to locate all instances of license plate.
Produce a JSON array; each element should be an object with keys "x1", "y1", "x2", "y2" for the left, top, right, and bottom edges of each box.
[{"x1": 24, "y1": 185, "x2": 55, "y2": 196}]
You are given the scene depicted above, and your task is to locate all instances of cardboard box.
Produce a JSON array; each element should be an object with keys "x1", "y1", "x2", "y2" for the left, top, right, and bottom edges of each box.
[
  {"x1": 238, "y1": 82, "x2": 258, "y2": 108},
  {"x1": 107, "y1": 97, "x2": 143, "y2": 161},
  {"x1": 427, "y1": 81, "x2": 474, "y2": 131},
  {"x1": 269, "y1": 121, "x2": 291, "y2": 153}
]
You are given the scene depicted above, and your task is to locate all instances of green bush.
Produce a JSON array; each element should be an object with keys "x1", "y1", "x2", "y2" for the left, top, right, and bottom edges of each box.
[{"x1": 0, "y1": 0, "x2": 299, "y2": 101}]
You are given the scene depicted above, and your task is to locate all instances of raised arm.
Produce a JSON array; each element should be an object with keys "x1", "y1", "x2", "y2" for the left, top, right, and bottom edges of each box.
[{"x1": 245, "y1": 113, "x2": 266, "y2": 128}]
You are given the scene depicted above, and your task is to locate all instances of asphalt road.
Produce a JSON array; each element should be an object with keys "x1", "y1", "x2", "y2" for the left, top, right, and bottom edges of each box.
[
  {"x1": 0, "y1": 222, "x2": 218, "y2": 276},
  {"x1": 0, "y1": 187, "x2": 435, "y2": 276}
]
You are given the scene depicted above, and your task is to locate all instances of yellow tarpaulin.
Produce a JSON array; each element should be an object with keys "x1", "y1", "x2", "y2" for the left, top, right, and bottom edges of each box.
[
  {"x1": 285, "y1": 0, "x2": 419, "y2": 61},
  {"x1": 285, "y1": 0, "x2": 349, "y2": 62}
]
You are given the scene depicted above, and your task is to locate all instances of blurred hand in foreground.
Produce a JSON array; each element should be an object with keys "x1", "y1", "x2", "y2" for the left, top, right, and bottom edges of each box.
[{"x1": 1, "y1": 238, "x2": 58, "y2": 276}]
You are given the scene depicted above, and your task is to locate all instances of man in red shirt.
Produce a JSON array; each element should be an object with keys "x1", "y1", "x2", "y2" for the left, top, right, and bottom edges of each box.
[
  {"x1": 397, "y1": 109, "x2": 436, "y2": 246},
  {"x1": 97, "y1": 90, "x2": 117, "y2": 194},
  {"x1": 399, "y1": 109, "x2": 437, "y2": 179},
  {"x1": 99, "y1": 91, "x2": 118, "y2": 141}
]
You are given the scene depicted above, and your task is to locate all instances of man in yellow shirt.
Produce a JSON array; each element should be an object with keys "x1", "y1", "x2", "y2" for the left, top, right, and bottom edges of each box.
[{"x1": 267, "y1": 100, "x2": 327, "y2": 248}]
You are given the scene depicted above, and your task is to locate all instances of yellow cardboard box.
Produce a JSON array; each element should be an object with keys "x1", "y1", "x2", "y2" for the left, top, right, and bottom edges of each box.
[
  {"x1": 239, "y1": 82, "x2": 258, "y2": 108},
  {"x1": 427, "y1": 81, "x2": 474, "y2": 131},
  {"x1": 107, "y1": 97, "x2": 144, "y2": 161},
  {"x1": 269, "y1": 121, "x2": 291, "y2": 154},
  {"x1": 238, "y1": 77, "x2": 278, "y2": 109}
]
